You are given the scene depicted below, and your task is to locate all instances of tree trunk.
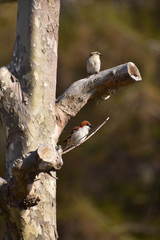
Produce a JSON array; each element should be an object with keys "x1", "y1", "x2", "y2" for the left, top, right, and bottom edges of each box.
[
  {"x1": 0, "y1": 0, "x2": 142, "y2": 239},
  {"x1": 0, "y1": 0, "x2": 61, "y2": 239}
]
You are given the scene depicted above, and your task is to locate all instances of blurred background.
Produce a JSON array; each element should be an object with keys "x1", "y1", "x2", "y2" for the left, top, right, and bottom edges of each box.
[{"x1": 0, "y1": 0, "x2": 160, "y2": 239}]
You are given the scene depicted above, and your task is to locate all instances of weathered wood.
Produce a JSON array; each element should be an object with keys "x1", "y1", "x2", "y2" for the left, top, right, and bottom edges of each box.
[
  {"x1": 56, "y1": 62, "x2": 142, "y2": 138},
  {"x1": 0, "y1": 145, "x2": 62, "y2": 214},
  {"x1": 0, "y1": 0, "x2": 60, "y2": 239},
  {"x1": 38, "y1": 144, "x2": 63, "y2": 170}
]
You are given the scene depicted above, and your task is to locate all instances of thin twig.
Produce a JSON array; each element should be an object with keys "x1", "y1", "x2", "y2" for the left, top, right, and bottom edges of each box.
[{"x1": 62, "y1": 117, "x2": 110, "y2": 155}]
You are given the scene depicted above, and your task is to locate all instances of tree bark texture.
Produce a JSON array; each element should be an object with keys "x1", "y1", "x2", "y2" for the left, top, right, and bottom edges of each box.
[
  {"x1": 55, "y1": 62, "x2": 142, "y2": 137},
  {"x1": 0, "y1": 0, "x2": 61, "y2": 239},
  {"x1": 0, "y1": 0, "x2": 142, "y2": 239}
]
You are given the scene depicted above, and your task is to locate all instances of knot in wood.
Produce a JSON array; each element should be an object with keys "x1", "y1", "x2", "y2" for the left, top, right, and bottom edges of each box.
[{"x1": 19, "y1": 194, "x2": 40, "y2": 210}]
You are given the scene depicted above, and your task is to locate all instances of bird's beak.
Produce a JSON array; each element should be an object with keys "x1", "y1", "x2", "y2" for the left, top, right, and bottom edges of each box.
[
  {"x1": 100, "y1": 53, "x2": 103, "y2": 56},
  {"x1": 89, "y1": 125, "x2": 93, "y2": 128}
]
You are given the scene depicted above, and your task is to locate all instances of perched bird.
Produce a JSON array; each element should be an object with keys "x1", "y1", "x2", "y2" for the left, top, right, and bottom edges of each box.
[
  {"x1": 64, "y1": 121, "x2": 93, "y2": 150},
  {"x1": 86, "y1": 51, "x2": 102, "y2": 75}
]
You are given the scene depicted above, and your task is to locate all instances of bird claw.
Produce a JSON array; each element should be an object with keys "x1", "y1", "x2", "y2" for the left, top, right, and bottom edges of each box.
[{"x1": 101, "y1": 94, "x2": 111, "y2": 100}]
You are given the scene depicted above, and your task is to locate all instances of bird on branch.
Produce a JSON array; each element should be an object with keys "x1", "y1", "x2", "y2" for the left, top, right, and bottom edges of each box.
[
  {"x1": 63, "y1": 121, "x2": 93, "y2": 151},
  {"x1": 87, "y1": 51, "x2": 102, "y2": 75}
]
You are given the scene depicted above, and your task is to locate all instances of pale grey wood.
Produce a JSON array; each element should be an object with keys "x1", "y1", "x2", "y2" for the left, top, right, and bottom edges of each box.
[
  {"x1": 0, "y1": 0, "x2": 60, "y2": 239},
  {"x1": 55, "y1": 62, "x2": 142, "y2": 138}
]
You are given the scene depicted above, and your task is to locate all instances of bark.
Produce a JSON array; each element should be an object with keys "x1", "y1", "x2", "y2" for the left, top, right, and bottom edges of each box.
[
  {"x1": 0, "y1": 0, "x2": 142, "y2": 239},
  {"x1": 55, "y1": 62, "x2": 142, "y2": 137},
  {"x1": 0, "y1": 0, "x2": 61, "y2": 239}
]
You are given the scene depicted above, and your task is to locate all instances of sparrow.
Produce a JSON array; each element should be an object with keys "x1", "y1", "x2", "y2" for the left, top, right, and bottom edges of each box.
[
  {"x1": 86, "y1": 51, "x2": 102, "y2": 75},
  {"x1": 63, "y1": 120, "x2": 93, "y2": 150}
]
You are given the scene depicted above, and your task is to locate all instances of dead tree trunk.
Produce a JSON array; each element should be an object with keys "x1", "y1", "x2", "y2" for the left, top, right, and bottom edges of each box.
[
  {"x1": 0, "y1": 0, "x2": 61, "y2": 239},
  {"x1": 0, "y1": 0, "x2": 142, "y2": 239}
]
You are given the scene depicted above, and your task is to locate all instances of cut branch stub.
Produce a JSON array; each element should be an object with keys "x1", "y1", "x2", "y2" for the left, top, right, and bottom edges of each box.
[
  {"x1": 55, "y1": 62, "x2": 142, "y2": 138},
  {"x1": 38, "y1": 145, "x2": 63, "y2": 170},
  {"x1": 11, "y1": 145, "x2": 63, "y2": 179},
  {"x1": 0, "y1": 145, "x2": 63, "y2": 212},
  {"x1": 57, "y1": 62, "x2": 142, "y2": 117}
]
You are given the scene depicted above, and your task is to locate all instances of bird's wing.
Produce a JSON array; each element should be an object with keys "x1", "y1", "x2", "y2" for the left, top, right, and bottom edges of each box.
[{"x1": 63, "y1": 126, "x2": 79, "y2": 143}]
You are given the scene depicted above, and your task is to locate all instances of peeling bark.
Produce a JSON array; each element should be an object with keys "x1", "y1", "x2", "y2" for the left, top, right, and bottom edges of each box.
[
  {"x1": 0, "y1": 0, "x2": 61, "y2": 239},
  {"x1": 0, "y1": 145, "x2": 62, "y2": 211}
]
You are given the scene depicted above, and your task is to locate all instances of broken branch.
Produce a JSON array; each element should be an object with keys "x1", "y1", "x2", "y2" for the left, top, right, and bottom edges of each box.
[{"x1": 56, "y1": 62, "x2": 142, "y2": 138}]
